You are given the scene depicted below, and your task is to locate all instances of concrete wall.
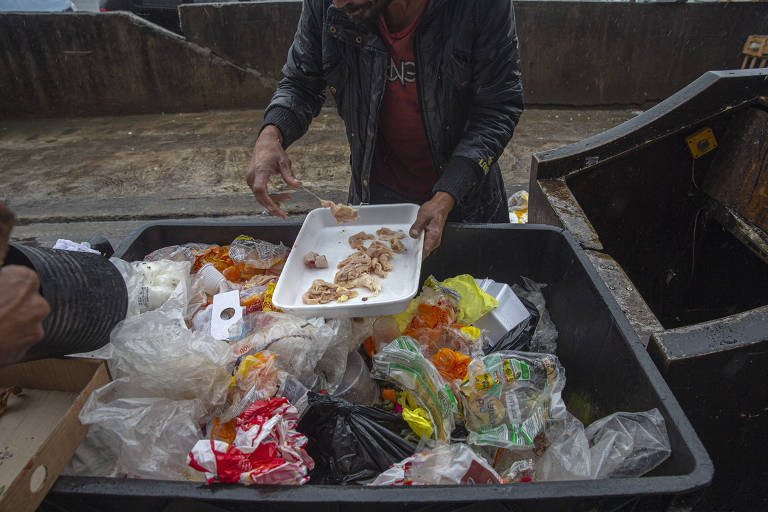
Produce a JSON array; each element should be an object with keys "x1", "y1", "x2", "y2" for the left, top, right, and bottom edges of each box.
[
  {"x1": 2, "y1": 2, "x2": 767, "y2": 118},
  {"x1": 181, "y1": 1, "x2": 768, "y2": 105},
  {"x1": 0, "y1": 12, "x2": 277, "y2": 118}
]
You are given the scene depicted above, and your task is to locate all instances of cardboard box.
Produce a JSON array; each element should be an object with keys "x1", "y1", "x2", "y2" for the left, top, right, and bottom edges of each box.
[{"x1": 0, "y1": 358, "x2": 110, "y2": 512}]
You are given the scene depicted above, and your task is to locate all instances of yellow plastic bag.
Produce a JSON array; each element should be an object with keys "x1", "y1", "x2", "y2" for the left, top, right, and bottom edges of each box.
[{"x1": 440, "y1": 275, "x2": 498, "y2": 325}]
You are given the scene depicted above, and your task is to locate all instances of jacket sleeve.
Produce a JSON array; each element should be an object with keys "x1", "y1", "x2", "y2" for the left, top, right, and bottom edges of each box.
[
  {"x1": 261, "y1": 0, "x2": 327, "y2": 148},
  {"x1": 433, "y1": 0, "x2": 524, "y2": 204}
]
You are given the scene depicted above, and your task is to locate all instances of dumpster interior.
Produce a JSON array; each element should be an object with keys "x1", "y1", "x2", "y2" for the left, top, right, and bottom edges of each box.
[
  {"x1": 567, "y1": 102, "x2": 768, "y2": 330},
  {"x1": 43, "y1": 223, "x2": 710, "y2": 511}
]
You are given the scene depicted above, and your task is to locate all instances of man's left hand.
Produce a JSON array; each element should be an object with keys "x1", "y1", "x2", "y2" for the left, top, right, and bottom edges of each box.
[{"x1": 409, "y1": 191, "x2": 456, "y2": 260}]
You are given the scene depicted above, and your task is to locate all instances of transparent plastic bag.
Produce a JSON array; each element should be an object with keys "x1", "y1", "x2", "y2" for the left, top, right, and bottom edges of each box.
[
  {"x1": 228, "y1": 235, "x2": 288, "y2": 269},
  {"x1": 105, "y1": 278, "x2": 235, "y2": 407},
  {"x1": 109, "y1": 257, "x2": 142, "y2": 318},
  {"x1": 460, "y1": 351, "x2": 566, "y2": 450},
  {"x1": 368, "y1": 443, "x2": 503, "y2": 486},
  {"x1": 585, "y1": 408, "x2": 671, "y2": 479},
  {"x1": 536, "y1": 409, "x2": 671, "y2": 481},
  {"x1": 144, "y1": 243, "x2": 215, "y2": 263},
  {"x1": 372, "y1": 336, "x2": 458, "y2": 441},
  {"x1": 74, "y1": 378, "x2": 207, "y2": 481},
  {"x1": 232, "y1": 312, "x2": 352, "y2": 393},
  {"x1": 132, "y1": 260, "x2": 192, "y2": 313},
  {"x1": 512, "y1": 277, "x2": 559, "y2": 354}
]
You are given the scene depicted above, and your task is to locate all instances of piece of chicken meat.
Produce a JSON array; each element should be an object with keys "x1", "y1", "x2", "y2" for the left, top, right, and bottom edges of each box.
[
  {"x1": 366, "y1": 241, "x2": 394, "y2": 271},
  {"x1": 336, "y1": 272, "x2": 382, "y2": 296},
  {"x1": 303, "y1": 251, "x2": 328, "y2": 269},
  {"x1": 348, "y1": 231, "x2": 375, "y2": 250},
  {"x1": 302, "y1": 279, "x2": 358, "y2": 304},
  {"x1": 376, "y1": 227, "x2": 406, "y2": 241},
  {"x1": 321, "y1": 200, "x2": 360, "y2": 224}
]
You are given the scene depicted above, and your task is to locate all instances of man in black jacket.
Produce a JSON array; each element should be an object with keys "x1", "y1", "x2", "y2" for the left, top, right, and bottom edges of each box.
[{"x1": 247, "y1": 0, "x2": 523, "y2": 258}]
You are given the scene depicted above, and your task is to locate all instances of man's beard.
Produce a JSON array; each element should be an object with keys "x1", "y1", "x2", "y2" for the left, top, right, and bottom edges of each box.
[{"x1": 340, "y1": 0, "x2": 392, "y2": 25}]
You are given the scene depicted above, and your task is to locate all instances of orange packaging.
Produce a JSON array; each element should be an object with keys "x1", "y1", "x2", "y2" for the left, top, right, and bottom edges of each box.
[{"x1": 432, "y1": 348, "x2": 472, "y2": 381}]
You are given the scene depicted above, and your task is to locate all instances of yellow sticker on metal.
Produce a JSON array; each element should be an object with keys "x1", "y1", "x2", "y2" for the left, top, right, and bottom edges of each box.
[{"x1": 685, "y1": 127, "x2": 718, "y2": 159}]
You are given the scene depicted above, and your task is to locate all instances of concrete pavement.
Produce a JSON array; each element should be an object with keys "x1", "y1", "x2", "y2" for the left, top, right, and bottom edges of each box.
[{"x1": 0, "y1": 107, "x2": 637, "y2": 250}]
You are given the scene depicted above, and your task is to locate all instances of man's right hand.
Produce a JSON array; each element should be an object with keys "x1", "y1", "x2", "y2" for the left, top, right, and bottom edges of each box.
[
  {"x1": 246, "y1": 125, "x2": 302, "y2": 219},
  {"x1": 0, "y1": 266, "x2": 50, "y2": 366}
]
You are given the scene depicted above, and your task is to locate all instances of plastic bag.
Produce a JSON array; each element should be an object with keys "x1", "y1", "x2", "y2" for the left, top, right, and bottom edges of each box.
[
  {"x1": 483, "y1": 296, "x2": 540, "y2": 354},
  {"x1": 297, "y1": 392, "x2": 415, "y2": 484},
  {"x1": 144, "y1": 243, "x2": 215, "y2": 263},
  {"x1": 232, "y1": 312, "x2": 353, "y2": 394},
  {"x1": 188, "y1": 398, "x2": 314, "y2": 485},
  {"x1": 228, "y1": 235, "x2": 288, "y2": 269},
  {"x1": 586, "y1": 408, "x2": 671, "y2": 479},
  {"x1": 432, "y1": 347, "x2": 473, "y2": 381},
  {"x1": 132, "y1": 260, "x2": 192, "y2": 313},
  {"x1": 460, "y1": 351, "x2": 566, "y2": 450},
  {"x1": 368, "y1": 443, "x2": 503, "y2": 486},
  {"x1": 372, "y1": 336, "x2": 458, "y2": 441},
  {"x1": 74, "y1": 378, "x2": 207, "y2": 480},
  {"x1": 536, "y1": 409, "x2": 671, "y2": 481},
  {"x1": 512, "y1": 277, "x2": 559, "y2": 354},
  {"x1": 105, "y1": 278, "x2": 235, "y2": 407},
  {"x1": 109, "y1": 257, "x2": 142, "y2": 318},
  {"x1": 228, "y1": 352, "x2": 279, "y2": 407}
]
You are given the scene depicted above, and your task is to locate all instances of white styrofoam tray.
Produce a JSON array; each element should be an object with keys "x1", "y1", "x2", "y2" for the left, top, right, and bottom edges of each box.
[{"x1": 273, "y1": 203, "x2": 424, "y2": 318}]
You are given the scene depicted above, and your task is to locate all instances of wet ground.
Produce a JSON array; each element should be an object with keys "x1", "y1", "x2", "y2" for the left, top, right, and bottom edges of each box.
[{"x1": 0, "y1": 107, "x2": 637, "y2": 249}]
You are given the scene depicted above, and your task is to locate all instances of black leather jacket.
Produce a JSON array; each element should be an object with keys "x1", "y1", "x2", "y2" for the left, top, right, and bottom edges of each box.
[{"x1": 263, "y1": 0, "x2": 524, "y2": 222}]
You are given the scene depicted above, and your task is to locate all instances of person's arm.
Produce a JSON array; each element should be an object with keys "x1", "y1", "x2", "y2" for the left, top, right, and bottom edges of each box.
[
  {"x1": 246, "y1": 0, "x2": 328, "y2": 218},
  {"x1": 411, "y1": 0, "x2": 523, "y2": 258},
  {"x1": 433, "y1": 0, "x2": 524, "y2": 205}
]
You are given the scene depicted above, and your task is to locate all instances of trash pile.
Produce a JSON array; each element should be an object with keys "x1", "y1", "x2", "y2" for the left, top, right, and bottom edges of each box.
[{"x1": 65, "y1": 235, "x2": 671, "y2": 486}]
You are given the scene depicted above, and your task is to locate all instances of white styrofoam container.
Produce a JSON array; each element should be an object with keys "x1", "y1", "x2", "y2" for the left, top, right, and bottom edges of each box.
[
  {"x1": 474, "y1": 278, "x2": 530, "y2": 344},
  {"x1": 273, "y1": 203, "x2": 424, "y2": 318}
]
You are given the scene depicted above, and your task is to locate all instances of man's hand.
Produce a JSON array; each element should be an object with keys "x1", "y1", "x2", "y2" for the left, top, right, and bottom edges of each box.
[
  {"x1": 409, "y1": 191, "x2": 456, "y2": 260},
  {"x1": 246, "y1": 125, "x2": 301, "y2": 219},
  {"x1": 0, "y1": 266, "x2": 50, "y2": 366}
]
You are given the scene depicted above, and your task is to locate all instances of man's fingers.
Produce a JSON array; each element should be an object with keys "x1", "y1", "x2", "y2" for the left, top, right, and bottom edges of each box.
[
  {"x1": 279, "y1": 158, "x2": 301, "y2": 188},
  {"x1": 422, "y1": 225, "x2": 442, "y2": 260},
  {"x1": 410, "y1": 212, "x2": 429, "y2": 239}
]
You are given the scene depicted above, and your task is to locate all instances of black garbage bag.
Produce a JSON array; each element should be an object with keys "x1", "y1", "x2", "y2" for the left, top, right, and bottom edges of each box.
[
  {"x1": 483, "y1": 296, "x2": 540, "y2": 354},
  {"x1": 297, "y1": 392, "x2": 415, "y2": 484}
]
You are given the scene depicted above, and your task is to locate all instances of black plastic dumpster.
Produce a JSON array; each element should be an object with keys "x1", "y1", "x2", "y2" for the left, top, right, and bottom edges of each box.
[
  {"x1": 44, "y1": 221, "x2": 712, "y2": 512},
  {"x1": 529, "y1": 69, "x2": 768, "y2": 511}
]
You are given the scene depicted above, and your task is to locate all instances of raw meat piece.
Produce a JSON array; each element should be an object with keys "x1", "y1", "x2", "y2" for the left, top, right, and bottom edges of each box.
[
  {"x1": 376, "y1": 227, "x2": 406, "y2": 242},
  {"x1": 390, "y1": 238, "x2": 405, "y2": 253},
  {"x1": 337, "y1": 250, "x2": 372, "y2": 269},
  {"x1": 335, "y1": 259, "x2": 374, "y2": 283},
  {"x1": 303, "y1": 252, "x2": 328, "y2": 269},
  {"x1": 367, "y1": 242, "x2": 393, "y2": 271},
  {"x1": 321, "y1": 200, "x2": 360, "y2": 224},
  {"x1": 349, "y1": 231, "x2": 375, "y2": 250},
  {"x1": 336, "y1": 273, "x2": 382, "y2": 296},
  {"x1": 302, "y1": 279, "x2": 358, "y2": 304}
]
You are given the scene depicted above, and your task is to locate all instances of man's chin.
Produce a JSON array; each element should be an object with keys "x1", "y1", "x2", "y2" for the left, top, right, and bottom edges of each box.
[{"x1": 345, "y1": 9, "x2": 376, "y2": 24}]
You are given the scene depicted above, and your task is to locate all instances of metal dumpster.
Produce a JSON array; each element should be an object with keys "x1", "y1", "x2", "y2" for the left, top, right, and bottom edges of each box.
[
  {"x1": 43, "y1": 221, "x2": 711, "y2": 511},
  {"x1": 529, "y1": 69, "x2": 768, "y2": 511}
]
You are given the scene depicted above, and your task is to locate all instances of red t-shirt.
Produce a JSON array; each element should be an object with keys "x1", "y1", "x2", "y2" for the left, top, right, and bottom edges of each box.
[{"x1": 373, "y1": 0, "x2": 435, "y2": 202}]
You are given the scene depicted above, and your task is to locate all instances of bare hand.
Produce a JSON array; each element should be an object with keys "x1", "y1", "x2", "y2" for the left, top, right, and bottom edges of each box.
[
  {"x1": 0, "y1": 266, "x2": 50, "y2": 366},
  {"x1": 246, "y1": 125, "x2": 301, "y2": 219},
  {"x1": 409, "y1": 192, "x2": 456, "y2": 260}
]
